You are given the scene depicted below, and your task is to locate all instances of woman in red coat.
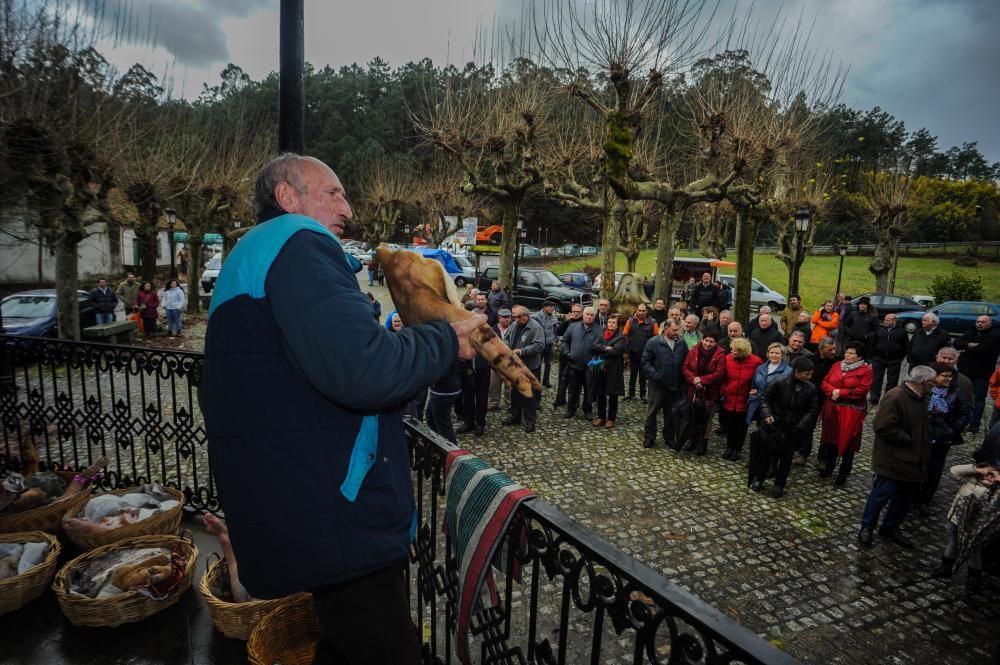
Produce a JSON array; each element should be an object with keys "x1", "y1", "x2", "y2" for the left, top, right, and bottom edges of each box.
[
  {"x1": 682, "y1": 332, "x2": 727, "y2": 454},
  {"x1": 818, "y1": 341, "x2": 874, "y2": 485},
  {"x1": 718, "y1": 337, "x2": 763, "y2": 460},
  {"x1": 136, "y1": 281, "x2": 160, "y2": 336}
]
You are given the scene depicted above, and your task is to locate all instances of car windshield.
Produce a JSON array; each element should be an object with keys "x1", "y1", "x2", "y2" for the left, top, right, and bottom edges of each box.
[
  {"x1": 455, "y1": 257, "x2": 472, "y2": 267},
  {"x1": 2, "y1": 295, "x2": 55, "y2": 318},
  {"x1": 535, "y1": 271, "x2": 563, "y2": 287}
]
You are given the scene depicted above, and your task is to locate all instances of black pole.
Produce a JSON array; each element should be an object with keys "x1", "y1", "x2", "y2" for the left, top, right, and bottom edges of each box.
[
  {"x1": 512, "y1": 224, "x2": 521, "y2": 301},
  {"x1": 279, "y1": 0, "x2": 305, "y2": 153},
  {"x1": 834, "y1": 251, "x2": 845, "y2": 299},
  {"x1": 790, "y1": 232, "x2": 803, "y2": 297}
]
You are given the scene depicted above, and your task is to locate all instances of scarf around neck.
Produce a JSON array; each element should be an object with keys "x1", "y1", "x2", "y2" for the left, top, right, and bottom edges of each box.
[{"x1": 840, "y1": 359, "x2": 865, "y2": 374}]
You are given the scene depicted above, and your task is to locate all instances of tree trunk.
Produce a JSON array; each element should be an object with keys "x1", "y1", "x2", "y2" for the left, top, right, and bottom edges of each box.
[
  {"x1": 106, "y1": 218, "x2": 123, "y2": 275},
  {"x1": 186, "y1": 235, "x2": 204, "y2": 314},
  {"x1": 625, "y1": 251, "x2": 639, "y2": 273},
  {"x1": 135, "y1": 215, "x2": 159, "y2": 283},
  {"x1": 497, "y1": 198, "x2": 520, "y2": 293},
  {"x1": 869, "y1": 239, "x2": 891, "y2": 294},
  {"x1": 599, "y1": 200, "x2": 621, "y2": 302},
  {"x1": 55, "y1": 233, "x2": 81, "y2": 340},
  {"x1": 653, "y1": 210, "x2": 683, "y2": 303},
  {"x1": 733, "y1": 211, "x2": 760, "y2": 325}
]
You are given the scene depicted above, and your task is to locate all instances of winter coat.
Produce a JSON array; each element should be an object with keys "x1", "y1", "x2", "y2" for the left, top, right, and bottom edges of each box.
[
  {"x1": 486, "y1": 288, "x2": 510, "y2": 325},
  {"x1": 810, "y1": 310, "x2": 839, "y2": 345},
  {"x1": 759, "y1": 376, "x2": 819, "y2": 447},
  {"x1": 955, "y1": 326, "x2": 1000, "y2": 380},
  {"x1": 907, "y1": 326, "x2": 951, "y2": 367},
  {"x1": 681, "y1": 328, "x2": 703, "y2": 350},
  {"x1": 162, "y1": 286, "x2": 187, "y2": 310},
  {"x1": 947, "y1": 464, "x2": 993, "y2": 526},
  {"x1": 928, "y1": 383, "x2": 971, "y2": 446},
  {"x1": 792, "y1": 321, "x2": 812, "y2": 340},
  {"x1": 872, "y1": 383, "x2": 931, "y2": 483},
  {"x1": 690, "y1": 284, "x2": 719, "y2": 314},
  {"x1": 531, "y1": 309, "x2": 559, "y2": 346},
  {"x1": 682, "y1": 343, "x2": 727, "y2": 402},
  {"x1": 780, "y1": 305, "x2": 804, "y2": 337},
  {"x1": 624, "y1": 316, "x2": 659, "y2": 354},
  {"x1": 820, "y1": 361, "x2": 874, "y2": 455},
  {"x1": 784, "y1": 347, "x2": 814, "y2": 367},
  {"x1": 507, "y1": 317, "x2": 545, "y2": 371},
  {"x1": 990, "y1": 367, "x2": 1000, "y2": 410},
  {"x1": 698, "y1": 318, "x2": 723, "y2": 340},
  {"x1": 87, "y1": 286, "x2": 118, "y2": 314},
  {"x1": 842, "y1": 309, "x2": 878, "y2": 347},
  {"x1": 563, "y1": 321, "x2": 604, "y2": 370},
  {"x1": 116, "y1": 281, "x2": 140, "y2": 309},
  {"x1": 590, "y1": 331, "x2": 626, "y2": 396},
  {"x1": 136, "y1": 289, "x2": 160, "y2": 318},
  {"x1": 747, "y1": 361, "x2": 792, "y2": 423},
  {"x1": 641, "y1": 334, "x2": 689, "y2": 390},
  {"x1": 720, "y1": 353, "x2": 763, "y2": 413},
  {"x1": 430, "y1": 358, "x2": 464, "y2": 396},
  {"x1": 749, "y1": 324, "x2": 785, "y2": 360},
  {"x1": 870, "y1": 324, "x2": 908, "y2": 364}
]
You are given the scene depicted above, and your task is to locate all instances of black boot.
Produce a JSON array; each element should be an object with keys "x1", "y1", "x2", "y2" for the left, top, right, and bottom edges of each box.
[{"x1": 930, "y1": 557, "x2": 955, "y2": 579}]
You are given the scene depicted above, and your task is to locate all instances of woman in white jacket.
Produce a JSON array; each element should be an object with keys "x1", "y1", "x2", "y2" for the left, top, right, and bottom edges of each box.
[{"x1": 162, "y1": 279, "x2": 187, "y2": 336}]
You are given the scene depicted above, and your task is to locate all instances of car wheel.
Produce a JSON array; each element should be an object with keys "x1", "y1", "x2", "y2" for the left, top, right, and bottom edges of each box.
[
  {"x1": 454, "y1": 276, "x2": 466, "y2": 287},
  {"x1": 768, "y1": 300, "x2": 783, "y2": 311},
  {"x1": 904, "y1": 321, "x2": 917, "y2": 334}
]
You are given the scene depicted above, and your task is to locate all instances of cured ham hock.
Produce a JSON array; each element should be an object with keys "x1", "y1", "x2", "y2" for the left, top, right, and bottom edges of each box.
[{"x1": 376, "y1": 247, "x2": 543, "y2": 398}]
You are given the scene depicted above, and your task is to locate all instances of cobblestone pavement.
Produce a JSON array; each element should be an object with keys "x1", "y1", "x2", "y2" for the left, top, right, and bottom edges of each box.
[{"x1": 457, "y1": 394, "x2": 997, "y2": 665}]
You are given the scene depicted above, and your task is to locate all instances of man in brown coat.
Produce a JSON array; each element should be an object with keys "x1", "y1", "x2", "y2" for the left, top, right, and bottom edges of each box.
[{"x1": 858, "y1": 365, "x2": 937, "y2": 547}]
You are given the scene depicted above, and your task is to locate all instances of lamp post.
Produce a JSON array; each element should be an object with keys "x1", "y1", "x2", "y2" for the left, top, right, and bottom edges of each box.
[
  {"x1": 512, "y1": 217, "x2": 524, "y2": 298},
  {"x1": 834, "y1": 246, "x2": 847, "y2": 300},
  {"x1": 789, "y1": 207, "x2": 810, "y2": 298},
  {"x1": 165, "y1": 207, "x2": 177, "y2": 280}
]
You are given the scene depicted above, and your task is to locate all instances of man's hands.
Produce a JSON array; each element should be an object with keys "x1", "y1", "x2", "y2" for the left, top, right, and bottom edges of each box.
[{"x1": 451, "y1": 314, "x2": 487, "y2": 360}]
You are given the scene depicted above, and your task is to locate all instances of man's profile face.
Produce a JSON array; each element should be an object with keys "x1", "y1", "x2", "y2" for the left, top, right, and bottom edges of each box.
[
  {"x1": 794, "y1": 368, "x2": 814, "y2": 382},
  {"x1": 820, "y1": 344, "x2": 837, "y2": 358},
  {"x1": 922, "y1": 314, "x2": 935, "y2": 331},
  {"x1": 280, "y1": 160, "x2": 353, "y2": 237},
  {"x1": 883, "y1": 314, "x2": 896, "y2": 328},
  {"x1": 491, "y1": 281, "x2": 500, "y2": 292}
]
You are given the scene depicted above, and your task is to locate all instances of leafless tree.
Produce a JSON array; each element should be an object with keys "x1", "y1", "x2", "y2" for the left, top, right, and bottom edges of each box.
[
  {"x1": 410, "y1": 161, "x2": 480, "y2": 248},
  {"x1": 353, "y1": 161, "x2": 412, "y2": 247},
  {"x1": 863, "y1": 167, "x2": 911, "y2": 294}
]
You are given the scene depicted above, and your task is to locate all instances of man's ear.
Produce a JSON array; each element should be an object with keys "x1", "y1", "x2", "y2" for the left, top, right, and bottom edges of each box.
[{"x1": 274, "y1": 181, "x2": 298, "y2": 213}]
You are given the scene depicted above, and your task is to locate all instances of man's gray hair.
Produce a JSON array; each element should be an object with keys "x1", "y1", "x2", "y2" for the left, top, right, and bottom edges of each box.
[
  {"x1": 907, "y1": 365, "x2": 937, "y2": 384},
  {"x1": 583, "y1": 306, "x2": 596, "y2": 315},
  {"x1": 253, "y1": 153, "x2": 313, "y2": 221},
  {"x1": 759, "y1": 305, "x2": 772, "y2": 314},
  {"x1": 817, "y1": 336, "x2": 836, "y2": 349},
  {"x1": 922, "y1": 312, "x2": 939, "y2": 325},
  {"x1": 789, "y1": 330, "x2": 806, "y2": 340}
]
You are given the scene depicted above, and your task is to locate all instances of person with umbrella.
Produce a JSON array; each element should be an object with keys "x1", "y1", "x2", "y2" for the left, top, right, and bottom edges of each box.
[
  {"x1": 681, "y1": 332, "x2": 727, "y2": 454},
  {"x1": 818, "y1": 341, "x2": 873, "y2": 486}
]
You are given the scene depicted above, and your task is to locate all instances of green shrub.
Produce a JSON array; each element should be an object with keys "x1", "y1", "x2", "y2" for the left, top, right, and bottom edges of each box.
[{"x1": 928, "y1": 271, "x2": 984, "y2": 302}]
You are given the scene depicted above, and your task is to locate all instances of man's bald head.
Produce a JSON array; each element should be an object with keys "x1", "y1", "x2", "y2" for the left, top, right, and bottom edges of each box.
[{"x1": 254, "y1": 154, "x2": 353, "y2": 235}]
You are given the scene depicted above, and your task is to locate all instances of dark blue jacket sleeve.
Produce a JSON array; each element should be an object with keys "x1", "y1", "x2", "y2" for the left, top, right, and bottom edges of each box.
[{"x1": 265, "y1": 230, "x2": 458, "y2": 410}]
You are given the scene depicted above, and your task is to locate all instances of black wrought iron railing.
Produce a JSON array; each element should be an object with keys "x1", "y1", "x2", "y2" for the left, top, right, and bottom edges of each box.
[{"x1": 0, "y1": 335, "x2": 798, "y2": 664}]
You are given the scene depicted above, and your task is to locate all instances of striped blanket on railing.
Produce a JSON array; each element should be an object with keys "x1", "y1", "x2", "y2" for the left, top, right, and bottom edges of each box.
[{"x1": 444, "y1": 448, "x2": 535, "y2": 665}]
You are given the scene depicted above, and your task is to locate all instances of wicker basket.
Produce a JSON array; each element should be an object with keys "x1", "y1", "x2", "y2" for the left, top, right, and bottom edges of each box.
[
  {"x1": 52, "y1": 533, "x2": 198, "y2": 627},
  {"x1": 247, "y1": 594, "x2": 320, "y2": 665},
  {"x1": 63, "y1": 485, "x2": 185, "y2": 551},
  {"x1": 0, "y1": 531, "x2": 61, "y2": 616},
  {"x1": 199, "y1": 554, "x2": 313, "y2": 640},
  {"x1": 0, "y1": 486, "x2": 93, "y2": 534}
]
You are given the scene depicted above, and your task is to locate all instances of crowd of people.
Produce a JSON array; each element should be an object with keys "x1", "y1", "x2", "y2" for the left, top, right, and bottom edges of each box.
[
  {"x1": 87, "y1": 273, "x2": 188, "y2": 337},
  {"x1": 405, "y1": 272, "x2": 1000, "y2": 590}
]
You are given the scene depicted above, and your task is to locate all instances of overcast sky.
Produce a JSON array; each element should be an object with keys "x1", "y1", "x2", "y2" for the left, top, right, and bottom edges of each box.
[{"x1": 91, "y1": 0, "x2": 999, "y2": 162}]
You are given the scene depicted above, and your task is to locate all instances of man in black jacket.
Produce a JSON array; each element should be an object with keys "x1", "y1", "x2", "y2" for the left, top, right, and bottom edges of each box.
[
  {"x1": 842, "y1": 296, "x2": 877, "y2": 349},
  {"x1": 689, "y1": 272, "x2": 719, "y2": 318},
  {"x1": 88, "y1": 278, "x2": 118, "y2": 324},
  {"x1": 794, "y1": 337, "x2": 839, "y2": 466},
  {"x1": 624, "y1": 303, "x2": 658, "y2": 401},
  {"x1": 749, "y1": 313, "x2": 785, "y2": 360},
  {"x1": 640, "y1": 320, "x2": 688, "y2": 448},
  {"x1": 758, "y1": 358, "x2": 819, "y2": 498},
  {"x1": 907, "y1": 312, "x2": 952, "y2": 367},
  {"x1": 869, "y1": 313, "x2": 908, "y2": 405},
  {"x1": 955, "y1": 315, "x2": 1000, "y2": 434},
  {"x1": 553, "y1": 304, "x2": 583, "y2": 408},
  {"x1": 562, "y1": 306, "x2": 603, "y2": 419}
]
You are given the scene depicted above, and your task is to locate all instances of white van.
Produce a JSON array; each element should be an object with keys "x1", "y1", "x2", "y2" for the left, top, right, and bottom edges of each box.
[{"x1": 718, "y1": 274, "x2": 786, "y2": 312}]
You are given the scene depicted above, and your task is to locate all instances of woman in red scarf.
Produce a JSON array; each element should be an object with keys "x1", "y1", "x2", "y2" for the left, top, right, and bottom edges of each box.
[
  {"x1": 682, "y1": 332, "x2": 727, "y2": 454},
  {"x1": 590, "y1": 314, "x2": 626, "y2": 428},
  {"x1": 818, "y1": 341, "x2": 874, "y2": 485}
]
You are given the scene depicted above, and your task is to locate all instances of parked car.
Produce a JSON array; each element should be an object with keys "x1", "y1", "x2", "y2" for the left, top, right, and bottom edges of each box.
[
  {"x1": 558, "y1": 244, "x2": 581, "y2": 257},
  {"x1": 909, "y1": 294, "x2": 936, "y2": 308},
  {"x1": 558, "y1": 272, "x2": 593, "y2": 291},
  {"x1": 453, "y1": 254, "x2": 477, "y2": 285},
  {"x1": 1, "y1": 289, "x2": 97, "y2": 337},
  {"x1": 895, "y1": 301, "x2": 1000, "y2": 335},
  {"x1": 519, "y1": 245, "x2": 542, "y2": 258},
  {"x1": 539, "y1": 247, "x2": 561, "y2": 258},
  {"x1": 593, "y1": 272, "x2": 624, "y2": 294},
  {"x1": 201, "y1": 254, "x2": 223, "y2": 294},
  {"x1": 717, "y1": 274, "x2": 786, "y2": 311},
  {"x1": 850, "y1": 294, "x2": 927, "y2": 319},
  {"x1": 478, "y1": 267, "x2": 592, "y2": 312},
  {"x1": 344, "y1": 245, "x2": 369, "y2": 264}
]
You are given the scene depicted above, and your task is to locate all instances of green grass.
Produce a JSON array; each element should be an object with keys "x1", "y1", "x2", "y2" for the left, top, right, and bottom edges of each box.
[{"x1": 543, "y1": 251, "x2": 1000, "y2": 309}]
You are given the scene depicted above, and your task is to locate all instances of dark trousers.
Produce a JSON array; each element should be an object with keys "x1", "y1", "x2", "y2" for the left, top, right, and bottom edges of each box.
[
  {"x1": 426, "y1": 393, "x2": 458, "y2": 443},
  {"x1": 596, "y1": 393, "x2": 619, "y2": 421},
  {"x1": 719, "y1": 408, "x2": 749, "y2": 453},
  {"x1": 861, "y1": 475, "x2": 918, "y2": 534},
  {"x1": 773, "y1": 430, "x2": 810, "y2": 488},
  {"x1": 540, "y1": 345, "x2": 553, "y2": 386},
  {"x1": 510, "y1": 366, "x2": 541, "y2": 428},
  {"x1": 643, "y1": 385, "x2": 682, "y2": 444},
  {"x1": 916, "y1": 442, "x2": 952, "y2": 506},
  {"x1": 311, "y1": 563, "x2": 420, "y2": 665},
  {"x1": 818, "y1": 444, "x2": 855, "y2": 478},
  {"x1": 627, "y1": 350, "x2": 647, "y2": 398},
  {"x1": 461, "y1": 367, "x2": 491, "y2": 428},
  {"x1": 869, "y1": 359, "x2": 901, "y2": 403},
  {"x1": 566, "y1": 367, "x2": 591, "y2": 416},
  {"x1": 458, "y1": 368, "x2": 476, "y2": 423},
  {"x1": 970, "y1": 377, "x2": 989, "y2": 433},
  {"x1": 554, "y1": 359, "x2": 570, "y2": 406}
]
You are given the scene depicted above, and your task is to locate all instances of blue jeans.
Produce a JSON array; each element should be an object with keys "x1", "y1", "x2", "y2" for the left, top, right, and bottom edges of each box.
[
  {"x1": 165, "y1": 309, "x2": 183, "y2": 334},
  {"x1": 96, "y1": 312, "x2": 114, "y2": 325},
  {"x1": 969, "y1": 377, "x2": 989, "y2": 433},
  {"x1": 861, "y1": 474, "x2": 918, "y2": 533},
  {"x1": 368, "y1": 269, "x2": 375, "y2": 286},
  {"x1": 540, "y1": 345, "x2": 553, "y2": 385}
]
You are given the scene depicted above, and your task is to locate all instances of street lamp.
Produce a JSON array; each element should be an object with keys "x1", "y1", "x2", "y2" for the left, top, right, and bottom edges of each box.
[
  {"x1": 165, "y1": 207, "x2": 177, "y2": 279},
  {"x1": 834, "y1": 245, "x2": 847, "y2": 300},
  {"x1": 789, "y1": 208, "x2": 810, "y2": 298}
]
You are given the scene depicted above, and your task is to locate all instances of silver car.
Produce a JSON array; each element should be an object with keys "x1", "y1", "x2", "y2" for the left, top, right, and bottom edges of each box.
[{"x1": 717, "y1": 274, "x2": 786, "y2": 311}]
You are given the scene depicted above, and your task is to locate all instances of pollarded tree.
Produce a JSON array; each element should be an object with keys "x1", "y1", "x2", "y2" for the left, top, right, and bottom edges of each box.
[
  {"x1": 410, "y1": 161, "x2": 480, "y2": 249},
  {"x1": 353, "y1": 161, "x2": 412, "y2": 247},
  {"x1": 863, "y1": 168, "x2": 911, "y2": 294},
  {"x1": 769, "y1": 159, "x2": 834, "y2": 296}
]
